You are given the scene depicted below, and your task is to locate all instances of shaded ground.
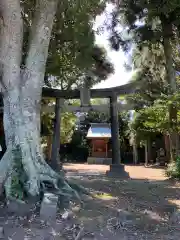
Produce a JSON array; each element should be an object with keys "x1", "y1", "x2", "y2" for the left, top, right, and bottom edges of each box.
[
  {"x1": 0, "y1": 164, "x2": 179, "y2": 239},
  {"x1": 64, "y1": 164, "x2": 180, "y2": 239}
]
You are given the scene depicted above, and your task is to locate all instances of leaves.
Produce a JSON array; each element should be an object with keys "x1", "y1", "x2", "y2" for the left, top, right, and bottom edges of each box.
[
  {"x1": 46, "y1": 0, "x2": 114, "y2": 89},
  {"x1": 22, "y1": 0, "x2": 114, "y2": 89},
  {"x1": 61, "y1": 112, "x2": 77, "y2": 144}
]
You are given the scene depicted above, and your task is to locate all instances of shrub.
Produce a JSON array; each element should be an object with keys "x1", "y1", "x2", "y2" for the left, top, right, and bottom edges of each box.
[{"x1": 166, "y1": 156, "x2": 180, "y2": 179}]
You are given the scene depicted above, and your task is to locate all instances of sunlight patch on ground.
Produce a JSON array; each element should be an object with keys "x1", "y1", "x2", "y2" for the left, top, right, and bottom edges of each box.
[
  {"x1": 141, "y1": 209, "x2": 162, "y2": 221},
  {"x1": 93, "y1": 192, "x2": 118, "y2": 201},
  {"x1": 64, "y1": 164, "x2": 167, "y2": 180},
  {"x1": 166, "y1": 184, "x2": 180, "y2": 189},
  {"x1": 168, "y1": 199, "x2": 180, "y2": 208}
]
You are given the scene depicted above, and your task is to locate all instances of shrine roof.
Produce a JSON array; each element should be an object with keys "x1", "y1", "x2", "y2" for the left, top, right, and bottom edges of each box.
[{"x1": 87, "y1": 123, "x2": 111, "y2": 138}]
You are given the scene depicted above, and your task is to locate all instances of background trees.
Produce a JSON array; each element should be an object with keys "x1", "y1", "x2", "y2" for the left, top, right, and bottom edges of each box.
[{"x1": 106, "y1": 0, "x2": 180, "y2": 165}]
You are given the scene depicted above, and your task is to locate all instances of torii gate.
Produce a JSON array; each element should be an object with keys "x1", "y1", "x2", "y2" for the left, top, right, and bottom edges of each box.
[{"x1": 42, "y1": 82, "x2": 136, "y2": 177}]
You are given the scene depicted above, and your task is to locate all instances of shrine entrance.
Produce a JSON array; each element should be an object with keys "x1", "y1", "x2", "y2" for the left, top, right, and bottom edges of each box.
[{"x1": 42, "y1": 82, "x2": 136, "y2": 177}]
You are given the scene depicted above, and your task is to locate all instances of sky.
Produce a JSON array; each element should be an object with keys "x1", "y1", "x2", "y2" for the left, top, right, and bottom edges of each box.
[{"x1": 93, "y1": 4, "x2": 133, "y2": 89}]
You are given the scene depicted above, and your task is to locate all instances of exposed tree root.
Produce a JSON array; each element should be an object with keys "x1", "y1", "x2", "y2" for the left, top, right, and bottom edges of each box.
[{"x1": 0, "y1": 144, "x2": 88, "y2": 205}]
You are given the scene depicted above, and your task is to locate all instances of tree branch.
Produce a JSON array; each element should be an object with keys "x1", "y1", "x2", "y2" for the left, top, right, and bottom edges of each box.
[
  {"x1": 24, "y1": 0, "x2": 58, "y2": 90},
  {"x1": 0, "y1": 0, "x2": 23, "y2": 89}
]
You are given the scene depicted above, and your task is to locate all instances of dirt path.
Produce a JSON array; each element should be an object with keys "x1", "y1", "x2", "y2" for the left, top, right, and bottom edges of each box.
[
  {"x1": 64, "y1": 163, "x2": 167, "y2": 180},
  {"x1": 65, "y1": 164, "x2": 180, "y2": 239}
]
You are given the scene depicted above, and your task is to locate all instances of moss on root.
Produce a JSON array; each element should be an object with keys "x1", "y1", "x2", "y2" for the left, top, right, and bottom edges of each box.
[
  {"x1": 3, "y1": 145, "x2": 89, "y2": 205},
  {"x1": 8, "y1": 146, "x2": 27, "y2": 200}
]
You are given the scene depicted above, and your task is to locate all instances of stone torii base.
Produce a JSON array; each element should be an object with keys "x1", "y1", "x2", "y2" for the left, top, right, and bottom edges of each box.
[{"x1": 106, "y1": 164, "x2": 130, "y2": 178}]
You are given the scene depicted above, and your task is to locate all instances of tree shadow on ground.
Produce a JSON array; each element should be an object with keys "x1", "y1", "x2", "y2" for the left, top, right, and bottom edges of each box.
[
  {"x1": 144, "y1": 164, "x2": 167, "y2": 170},
  {"x1": 0, "y1": 165, "x2": 179, "y2": 240},
  {"x1": 66, "y1": 168, "x2": 180, "y2": 239}
]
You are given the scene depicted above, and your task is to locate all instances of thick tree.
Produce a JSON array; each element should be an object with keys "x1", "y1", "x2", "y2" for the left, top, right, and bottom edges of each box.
[{"x1": 0, "y1": 0, "x2": 110, "y2": 201}]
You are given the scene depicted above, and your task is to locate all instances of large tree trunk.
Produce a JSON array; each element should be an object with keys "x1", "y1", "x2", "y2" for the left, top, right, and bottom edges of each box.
[
  {"x1": 1, "y1": 85, "x2": 79, "y2": 199},
  {"x1": 0, "y1": 0, "x2": 81, "y2": 201},
  {"x1": 0, "y1": 0, "x2": 24, "y2": 194},
  {"x1": 161, "y1": 17, "x2": 179, "y2": 162},
  {"x1": 2, "y1": 88, "x2": 41, "y2": 196}
]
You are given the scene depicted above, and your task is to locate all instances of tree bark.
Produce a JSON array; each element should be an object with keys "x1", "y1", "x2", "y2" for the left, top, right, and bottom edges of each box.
[
  {"x1": 133, "y1": 143, "x2": 138, "y2": 164},
  {"x1": 161, "y1": 18, "x2": 179, "y2": 161},
  {"x1": 0, "y1": 0, "x2": 23, "y2": 90},
  {"x1": 147, "y1": 137, "x2": 152, "y2": 163},
  {"x1": 0, "y1": 0, "x2": 81, "y2": 200},
  {"x1": 132, "y1": 136, "x2": 138, "y2": 164},
  {"x1": 144, "y1": 137, "x2": 152, "y2": 166},
  {"x1": 0, "y1": 0, "x2": 23, "y2": 193},
  {"x1": 3, "y1": 89, "x2": 40, "y2": 196},
  {"x1": 145, "y1": 140, "x2": 148, "y2": 166},
  {"x1": 164, "y1": 134, "x2": 171, "y2": 162},
  {"x1": 24, "y1": 0, "x2": 59, "y2": 134}
]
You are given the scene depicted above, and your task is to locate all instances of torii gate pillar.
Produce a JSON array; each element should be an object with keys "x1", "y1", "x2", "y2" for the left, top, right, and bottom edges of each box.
[
  {"x1": 51, "y1": 98, "x2": 62, "y2": 170},
  {"x1": 110, "y1": 93, "x2": 121, "y2": 164},
  {"x1": 106, "y1": 93, "x2": 129, "y2": 178}
]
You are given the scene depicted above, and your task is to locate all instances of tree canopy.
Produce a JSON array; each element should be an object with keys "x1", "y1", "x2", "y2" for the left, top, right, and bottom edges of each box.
[{"x1": 21, "y1": 0, "x2": 114, "y2": 89}]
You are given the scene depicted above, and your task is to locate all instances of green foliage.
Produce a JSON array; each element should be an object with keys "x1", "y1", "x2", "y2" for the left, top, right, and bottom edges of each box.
[
  {"x1": 22, "y1": 0, "x2": 113, "y2": 89},
  {"x1": 109, "y1": 0, "x2": 180, "y2": 45},
  {"x1": 41, "y1": 100, "x2": 78, "y2": 144},
  {"x1": 130, "y1": 100, "x2": 173, "y2": 143},
  {"x1": 166, "y1": 157, "x2": 180, "y2": 179},
  {"x1": 71, "y1": 130, "x2": 86, "y2": 147},
  {"x1": 130, "y1": 94, "x2": 180, "y2": 148},
  {"x1": 127, "y1": 44, "x2": 168, "y2": 106},
  {"x1": 82, "y1": 109, "x2": 130, "y2": 144},
  {"x1": 133, "y1": 102, "x2": 168, "y2": 131},
  {"x1": 108, "y1": 0, "x2": 180, "y2": 92},
  {"x1": 64, "y1": 108, "x2": 131, "y2": 162},
  {"x1": 131, "y1": 93, "x2": 180, "y2": 135},
  {"x1": 61, "y1": 112, "x2": 77, "y2": 144},
  {"x1": 10, "y1": 146, "x2": 27, "y2": 200},
  {"x1": 106, "y1": 0, "x2": 180, "y2": 156},
  {"x1": 85, "y1": 111, "x2": 108, "y2": 124}
]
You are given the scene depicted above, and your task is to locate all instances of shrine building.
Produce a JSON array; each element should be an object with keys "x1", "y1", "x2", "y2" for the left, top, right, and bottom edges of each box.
[{"x1": 86, "y1": 123, "x2": 112, "y2": 164}]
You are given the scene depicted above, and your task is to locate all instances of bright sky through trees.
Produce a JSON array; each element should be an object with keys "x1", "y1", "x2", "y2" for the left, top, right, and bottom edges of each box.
[{"x1": 93, "y1": 3, "x2": 133, "y2": 89}]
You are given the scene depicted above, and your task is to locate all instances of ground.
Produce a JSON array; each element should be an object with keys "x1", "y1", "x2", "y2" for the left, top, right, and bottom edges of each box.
[
  {"x1": 64, "y1": 164, "x2": 180, "y2": 239},
  {"x1": 0, "y1": 164, "x2": 180, "y2": 239}
]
